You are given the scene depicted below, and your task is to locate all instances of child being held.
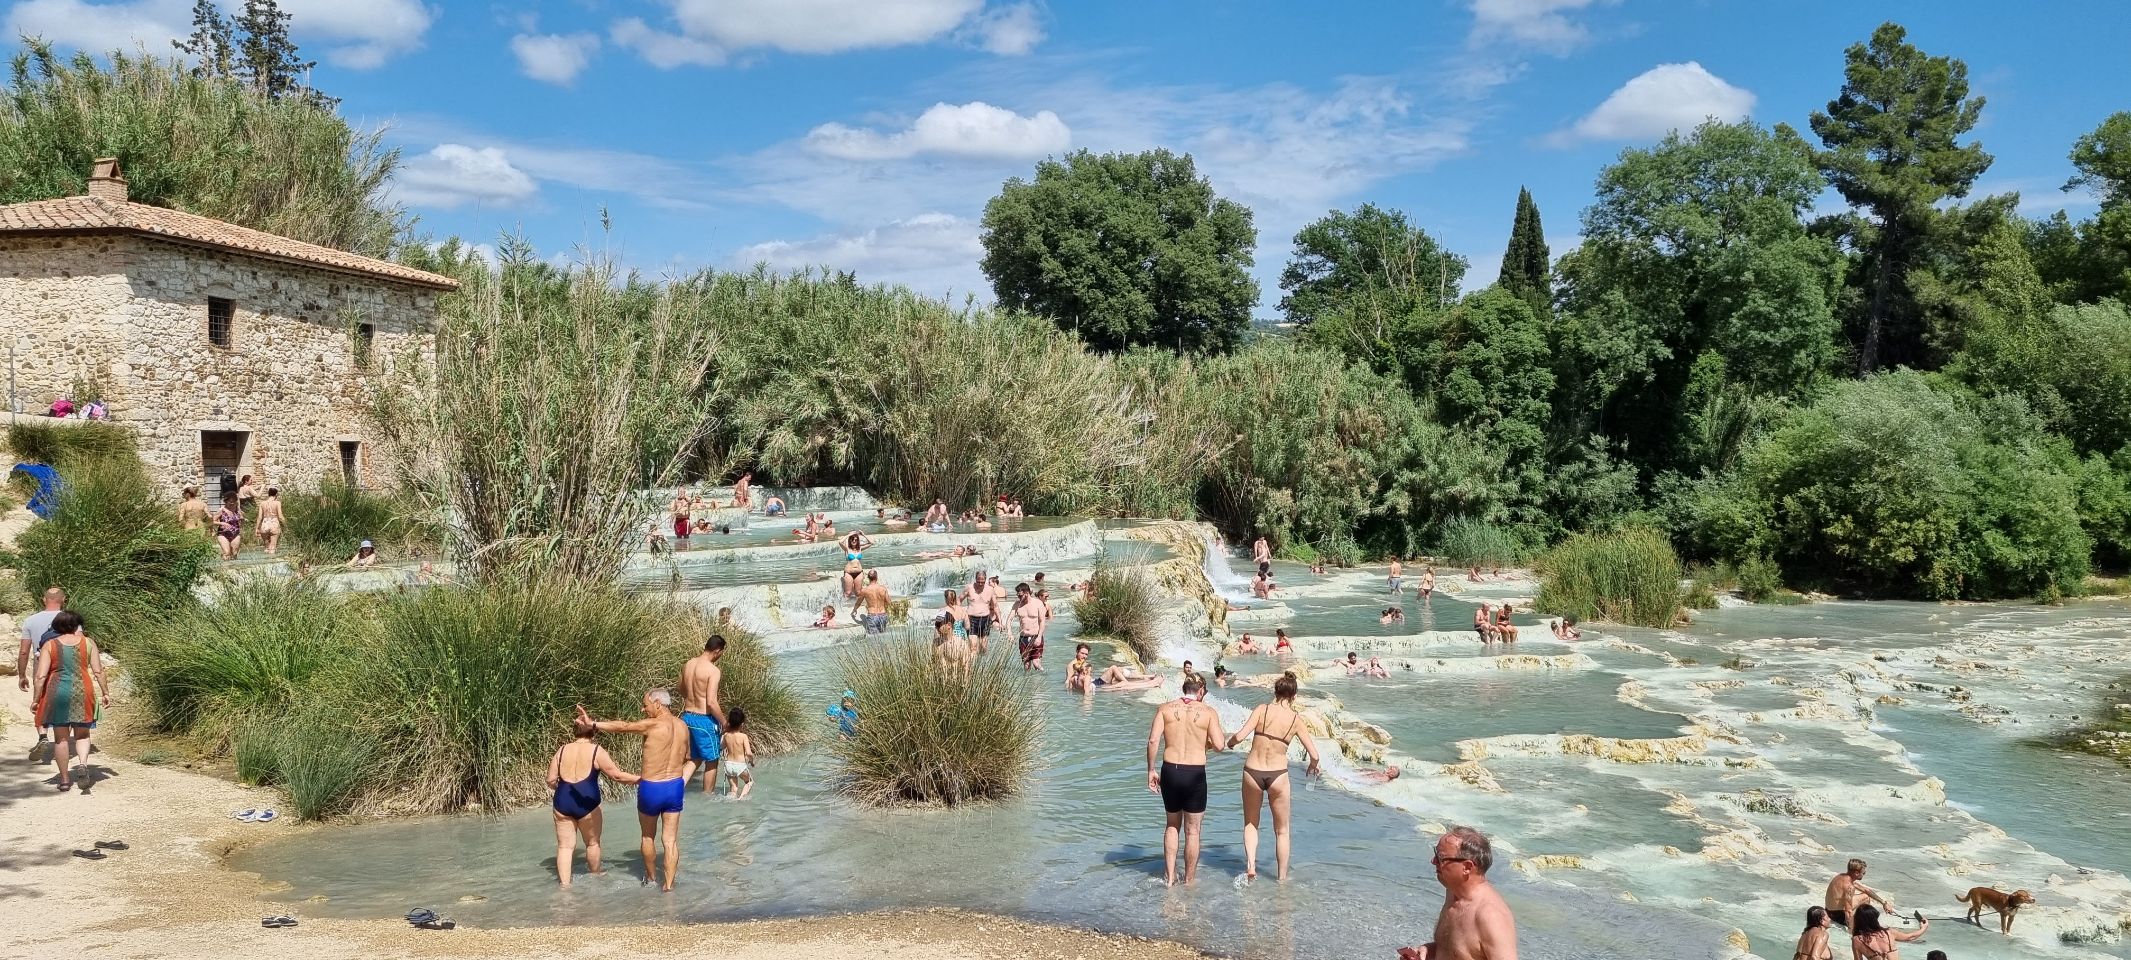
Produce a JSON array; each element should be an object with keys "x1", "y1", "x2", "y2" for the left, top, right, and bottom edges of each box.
[{"x1": 719, "y1": 707, "x2": 754, "y2": 798}]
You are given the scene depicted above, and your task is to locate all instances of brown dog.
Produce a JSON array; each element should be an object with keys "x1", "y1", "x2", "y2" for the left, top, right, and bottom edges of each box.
[{"x1": 1957, "y1": 886, "x2": 2036, "y2": 933}]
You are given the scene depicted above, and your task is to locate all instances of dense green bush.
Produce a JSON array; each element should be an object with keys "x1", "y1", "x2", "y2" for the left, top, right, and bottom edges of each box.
[
  {"x1": 130, "y1": 578, "x2": 354, "y2": 750},
  {"x1": 827, "y1": 635, "x2": 1041, "y2": 806},
  {"x1": 1690, "y1": 373, "x2": 2091, "y2": 599},
  {"x1": 278, "y1": 480, "x2": 439, "y2": 566},
  {"x1": 1952, "y1": 298, "x2": 2131, "y2": 456},
  {"x1": 4, "y1": 421, "x2": 135, "y2": 469},
  {"x1": 1073, "y1": 557, "x2": 1159, "y2": 663},
  {"x1": 1536, "y1": 527, "x2": 1684, "y2": 627},
  {"x1": 13, "y1": 455, "x2": 213, "y2": 650}
]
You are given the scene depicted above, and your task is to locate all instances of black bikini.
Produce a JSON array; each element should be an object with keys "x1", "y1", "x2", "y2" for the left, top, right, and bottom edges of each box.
[{"x1": 1244, "y1": 706, "x2": 1300, "y2": 790}]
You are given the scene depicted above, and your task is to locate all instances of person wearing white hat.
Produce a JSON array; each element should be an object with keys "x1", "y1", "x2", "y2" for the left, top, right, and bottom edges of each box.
[{"x1": 348, "y1": 539, "x2": 379, "y2": 568}]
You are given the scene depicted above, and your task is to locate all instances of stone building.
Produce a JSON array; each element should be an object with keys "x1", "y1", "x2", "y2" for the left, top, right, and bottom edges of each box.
[{"x1": 0, "y1": 159, "x2": 456, "y2": 497}]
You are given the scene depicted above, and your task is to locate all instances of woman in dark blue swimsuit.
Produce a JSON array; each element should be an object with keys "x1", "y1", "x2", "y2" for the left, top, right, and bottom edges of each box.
[{"x1": 548, "y1": 719, "x2": 640, "y2": 886}]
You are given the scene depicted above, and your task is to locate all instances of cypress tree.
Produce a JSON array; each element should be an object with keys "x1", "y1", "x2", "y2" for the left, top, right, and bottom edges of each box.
[{"x1": 1498, "y1": 187, "x2": 1551, "y2": 311}]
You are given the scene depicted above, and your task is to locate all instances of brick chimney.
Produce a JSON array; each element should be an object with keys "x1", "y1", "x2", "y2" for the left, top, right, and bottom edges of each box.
[{"x1": 86, "y1": 157, "x2": 128, "y2": 202}]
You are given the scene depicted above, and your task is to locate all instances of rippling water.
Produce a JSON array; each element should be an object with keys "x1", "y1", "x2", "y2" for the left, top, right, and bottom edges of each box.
[{"x1": 231, "y1": 531, "x2": 2131, "y2": 960}]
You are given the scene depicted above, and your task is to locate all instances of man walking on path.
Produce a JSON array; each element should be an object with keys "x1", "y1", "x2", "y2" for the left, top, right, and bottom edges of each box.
[
  {"x1": 1399, "y1": 825, "x2": 1518, "y2": 959},
  {"x1": 678, "y1": 635, "x2": 728, "y2": 794},
  {"x1": 1147, "y1": 677, "x2": 1227, "y2": 886},
  {"x1": 15, "y1": 586, "x2": 65, "y2": 746},
  {"x1": 578, "y1": 691, "x2": 691, "y2": 891},
  {"x1": 852, "y1": 570, "x2": 892, "y2": 635}
]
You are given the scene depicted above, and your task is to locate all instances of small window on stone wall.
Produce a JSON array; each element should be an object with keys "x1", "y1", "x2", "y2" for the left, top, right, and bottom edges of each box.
[
  {"x1": 207, "y1": 297, "x2": 234, "y2": 348},
  {"x1": 354, "y1": 322, "x2": 375, "y2": 369}
]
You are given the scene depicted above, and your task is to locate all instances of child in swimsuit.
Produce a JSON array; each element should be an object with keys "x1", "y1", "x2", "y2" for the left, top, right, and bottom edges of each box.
[{"x1": 719, "y1": 708, "x2": 753, "y2": 798}]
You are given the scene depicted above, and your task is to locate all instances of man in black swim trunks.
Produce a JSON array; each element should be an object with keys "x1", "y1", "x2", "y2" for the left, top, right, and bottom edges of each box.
[
  {"x1": 1146, "y1": 676, "x2": 1227, "y2": 886},
  {"x1": 963, "y1": 571, "x2": 998, "y2": 656},
  {"x1": 1824, "y1": 857, "x2": 1894, "y2": 928}
]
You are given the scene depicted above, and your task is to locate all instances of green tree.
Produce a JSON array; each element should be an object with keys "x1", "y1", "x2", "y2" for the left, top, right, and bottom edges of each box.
[
  {"x1": 2036, "y1": 113, "x2": 2131, "y2": 305},
  {"x1": 1279, "y1": 203, "x2": 1464, "y2": 379},
  {"x1": 980, "y1": 148, "x2": 1257, "y2": 353},
  {"x1": 0, "y1": 44, "x2": 401, "y2": 256},
  {"x1": 233, "y1": 0, "x2": 322, "y2": 104},
  {"x1": 1556, "y1": 120, "x2": 1843, "y2": 478},
  {"x1": 1952, "y1": 298, "x2": 2131, "y2": 457},
  {"x1": 1910, "y1": 199, "x2": 2047, "y2": 365},
  {"x1": 2067, "y1": 111, "x2": 2131, "y2": 207},
  {"x1": 1810, "y1": 21, "x2": 1992, "y2": 372},
  {"x1": 171, "y1": 0, "x2": 234, "y2": 79},
  {"x1": 1498, "y1": 186, "x2": 1550, "y2": 313}
]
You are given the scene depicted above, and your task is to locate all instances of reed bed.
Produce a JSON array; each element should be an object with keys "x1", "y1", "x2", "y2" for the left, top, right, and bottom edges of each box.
[
  {"x1": 827, "y1": 634, "x2": 1041, "y2": 806},
  {"x1": 1534, "y1": 527, "x2": 1685, "y2": 628},
  {"x1": 278, "y1": 480, "x2": 439, "y2": 566},
  {"x1": 1073, "y1": 556, "x2": 1160, "y2": 664}
]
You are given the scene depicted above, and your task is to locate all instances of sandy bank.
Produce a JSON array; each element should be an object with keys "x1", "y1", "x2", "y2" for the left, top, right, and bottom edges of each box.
[{"x1": 0, "y1": 671, "x2": 1203, "y2": 960}]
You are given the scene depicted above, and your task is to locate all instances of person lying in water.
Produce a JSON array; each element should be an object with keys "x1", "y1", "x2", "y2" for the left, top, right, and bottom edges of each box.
[
  {"x1": 1552, "y1": 616, "x2": 1581, "y2": 641},
  {"x1": 916, "y1": 544, "x2": 982, "y2": 560},
  {"x1": 1355, "y1": 765, "x2": 1403, "y2": 784},
  {"x1": 1380, "y1": 607, "x2": 1404, "y2": 625}
]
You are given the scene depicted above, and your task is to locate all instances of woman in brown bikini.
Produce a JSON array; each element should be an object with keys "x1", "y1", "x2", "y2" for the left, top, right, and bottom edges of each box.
[{"x1": 1224, "y1": 672, "x2": 1321, "y2": 881}]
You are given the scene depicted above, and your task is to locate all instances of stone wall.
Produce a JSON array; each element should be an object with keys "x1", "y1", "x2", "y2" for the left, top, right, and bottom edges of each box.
[{"x1": 1, "y1": 234, "x2": 437, "y2": 492}]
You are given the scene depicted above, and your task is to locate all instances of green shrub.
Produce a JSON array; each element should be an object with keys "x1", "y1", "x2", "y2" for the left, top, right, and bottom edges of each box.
[
  {"x1": 714, "y1": 624, "x2": 807, "y2": 756},
  {"x1": 13, "y1": 455, "x2": 213, "y2": 651},
  {"x1": 269, "y1": 702, "x2": 380, "y2": 820},
  {"x1": 1734, "y1": 554, "x2": 1786, "y2": 602},
  {"x1": 827, "y1": 635, "x2": 1041, "y2": 806},
  {"x1": 4, "y1": 421, "x2": 134, "y2": 469},
  {"x1": 278, "y1": 480, "x2": 438, "y2": 566},
  {"x1": 129, "y1": 579, "x2": 354, "y2": 750},
  {"x1": 1073, "y1": 557, "x2": 1159, "y2": 663},
  {"x1": 304, "y1": 582, "x2": 699, "y2": 816},
  {"x1": 1438, "y1": 517, "x2": 1528, "y2": 567},
  {"x1": 1536, "y1": 527, "x2": 1684, "y2": 628}
]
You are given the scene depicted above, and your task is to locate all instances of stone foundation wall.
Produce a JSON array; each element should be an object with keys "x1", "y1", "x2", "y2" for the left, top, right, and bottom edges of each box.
[{"x1": 1, "y1": 235, "x2": 437, "y2": 492}]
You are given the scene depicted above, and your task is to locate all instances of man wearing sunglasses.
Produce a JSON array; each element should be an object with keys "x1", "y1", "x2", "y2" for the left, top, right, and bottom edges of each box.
[{"x1": 1399, "y1": 825, "x2": 1517, "y2": 959}]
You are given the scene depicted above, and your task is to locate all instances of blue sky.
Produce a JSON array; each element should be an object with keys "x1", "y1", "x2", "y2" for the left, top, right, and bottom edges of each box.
[{"x1": 9, "y1": 1, "x2": 2126, "y2": 312}]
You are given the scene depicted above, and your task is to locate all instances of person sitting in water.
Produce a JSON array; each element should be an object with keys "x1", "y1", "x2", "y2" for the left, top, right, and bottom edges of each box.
[
  {"x1": 547, "y1": 717, "x2": 642, "y2": 887},
  {"x1": 826, "y1": 692, "x2": 859, "y2": 737},
  {"x1": 1552, "y1": 616, "x2": 1581, "y2": 641},
  {"x1": 719, "y1": 708, "x2": 754, "y2": 799},
  {"x1": 1848, "y1": 906, "x2": 1927, "y2": 960},
  {"x1": 1251, "y1": 571, "x2": 1275, "y2": 599},
  {"x1": 1380, "y1": 606, "x2": 1404, "y2": 625},
  {"x1": 878, "y1": 507, "x2": 911, "y2": 528},
  {"x1": 1364, "y1": 656, "x2": 1391, "y2": 679},
  {"x1": 1273, "y1": 629, "x2": 1293, "y2": 655},
  {"x1": 348, "y1": 539, "x2": 379, "y2": 568},
  {"x1": 923, "y1": 498, "x2": 951, "y2": 531},
  {"x1": 1213, "y1": 664, "x2": 1238, "y2": 687},
  {"x1": 1233, "y1": 633, "x2": 1261, "y2": 654},
  {"x1": 1494, "y1": 604, "x2": 1519, "y2": 643},
  {"x1": 1356, "y1": 765, "x2": 1403, "y2": 784},
  {"x1": 1474, "y1": 603, "x2": 1499, "y2": 644},
  {"x1": 1334, "y1": 651, "x2": 1362, "y2": 674},
  {"x1": 1310, "y1": 561, "x2": 1326, "y2": 574},
  {"x1": 1467, "y1": 565, "x2": 1485, "y2": 582},
  {"x1": 1066, "y1": 644, "x2": 1096, "y2": 693},
  {"x1": 811, "y1": 605, "x2": 838, "y2": 629},
  {"x1": 1009, "y1": 498, "x2": 1026, "y2": 517}
]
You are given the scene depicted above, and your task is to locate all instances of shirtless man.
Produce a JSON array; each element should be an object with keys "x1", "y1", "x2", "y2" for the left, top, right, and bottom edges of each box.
[
  {"x1": 1252, "y1": 571, "x2": 1275, "y2": 600},
  {"x1": 1146, "y1": 677, "x2": 1228, "y2": 886},
  {"x1": 923, "y1": 498, "x2": 951, "y2": 530},
  {"x1": 963, "y1": 572, "x2": 998, "y2": 656},
  {"x1": 1824, "y1": 858, "x2": 1894, "y2": 928},
  {"x1": 852, "y1": 570, "x2": 892, "y2": 635},
  {"x1": 732, "y1": 472, "x2": 752, "y2": 510},
  {"x1": 1252, "y1": 535, "x2": 1273, "y2": 577},
  {"x1": 670, "y1": 491, "x2": 692, "y2": 541},
  {"x1": 177, "y1": 486, "x2": 208, "y2": 532},
  {"x1": 578, "y1": 691, "x2": 691, "y2": 891},
  {"x1": 1389, "y1": 556, "x2": 1404, "y2": 595},
  {"x1": 1013, "y1": 582, "x2": 1046, "y2": 670},
  {"x1": 677, "y1": 635, "x2": 729, "y2": 795},
  {"x1": 1399, "y1": 826, "x2": 1518, "y2": 960}
]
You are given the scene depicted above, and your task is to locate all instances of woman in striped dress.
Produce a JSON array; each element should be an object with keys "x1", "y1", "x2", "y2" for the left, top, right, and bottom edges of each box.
[{"x1": 34, "y1": 611, "x2": 105, "y2": 792}]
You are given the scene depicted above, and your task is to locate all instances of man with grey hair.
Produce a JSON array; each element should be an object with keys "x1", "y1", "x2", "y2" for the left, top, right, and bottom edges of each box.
[
  {"x1": 578, "y1": 687, "x2": 691, "y2": 891},
  {"x1": 16, "y1": 586, "x2": 66, "y2": 747},
  {"x1": 1400, "y1": 825, "x2": 1517, "y2": 959}
]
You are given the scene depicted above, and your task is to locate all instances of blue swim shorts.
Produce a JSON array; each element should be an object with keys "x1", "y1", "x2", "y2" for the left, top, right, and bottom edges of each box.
[
  {"x1": 637, "y1": 776, "x2": 685, "y2": 816},
  {"x1": 682, "y1": 711, "x2": 722, "y2": 762}
]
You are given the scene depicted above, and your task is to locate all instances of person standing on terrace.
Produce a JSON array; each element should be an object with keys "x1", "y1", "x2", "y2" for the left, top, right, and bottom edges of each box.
[
  {"x1": 1252, "y1": 535, "x2": 1273, "y2": 576},
  {"x1": 214, "y1": 497, "x2": 243, "y2": 560},
  {"x1": 1147, "y1": 676, "x2": 1226, "y2": 886},
  {"x1": 732, "y1": 472, "x2": 752, "y2": 510},
  {"x1": 177, "y1": 486, "x2": 207, "y2": 532},
  {"x1": 577, "y1": 693, "x2": 690, "y2": 891},
  {"x1": 852, "y1": 570, "x2": 892, "y2": 635}
]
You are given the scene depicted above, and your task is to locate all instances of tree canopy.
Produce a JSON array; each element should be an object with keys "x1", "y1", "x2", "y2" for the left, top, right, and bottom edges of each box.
[{"x1": 980, "y1": 148, "x2": 1258, "y2": 353}]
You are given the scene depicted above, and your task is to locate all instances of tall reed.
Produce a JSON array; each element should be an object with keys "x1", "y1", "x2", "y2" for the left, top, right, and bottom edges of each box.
[
  {"x1": 1072, "y1": 556, "x2": 1160, "y2": 663},
  {"x1": 1534, "y1": 527, "x2": 1684, "y2": 628},
  {"x1": 278, "y1": 480, "x2": 439, "y2": 566},
  {"x1": 129, "y1": 578, "x2": 354, "y2": 751},
  {"x1": 827, "y1": 634, "x2": 1041, "y2": 806}
]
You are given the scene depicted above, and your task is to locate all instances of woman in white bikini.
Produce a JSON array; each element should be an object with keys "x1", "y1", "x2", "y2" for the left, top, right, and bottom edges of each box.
[{"x1": 1224, "y1": 672, "x2": 1321, "y2": 880}]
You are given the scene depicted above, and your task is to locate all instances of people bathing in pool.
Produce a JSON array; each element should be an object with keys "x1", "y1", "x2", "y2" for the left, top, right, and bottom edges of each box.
[
  {"x1": 1552, "y1": 616, "x2": 1581, "y2": 641},
  {"x1": 1380, "y1": 606, "x2": 1404, "y2": 625},
  {"x1": 1233, "y1": 633, "x2": 1261, "y2": 654}
]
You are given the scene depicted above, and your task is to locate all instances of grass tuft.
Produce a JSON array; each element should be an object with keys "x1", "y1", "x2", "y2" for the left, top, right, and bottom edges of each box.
[
  {"x1": 12, "y1": 452, "x2": 213, "y2": 651},
  {"x1": 1535, "y1": 527, "x2": 1684, "y2": 628},
  {"x1": 1073, "y1": 556, "x2": 1159, "y2": 663},
  {"x1": 827, "y1": 635, "x2": 1041, "y2": 806},
  {"x1": 129, "y1": 578, "x2": 354, "y2": 751},
  {"x1": 278, "y1": 480, "x2": 439, "y2": 567}
]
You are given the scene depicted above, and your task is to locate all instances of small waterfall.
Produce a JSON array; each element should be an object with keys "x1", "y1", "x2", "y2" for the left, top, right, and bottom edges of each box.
[{"x1": 1200, "y1": 532, "x2": 1253, "y2": 601}]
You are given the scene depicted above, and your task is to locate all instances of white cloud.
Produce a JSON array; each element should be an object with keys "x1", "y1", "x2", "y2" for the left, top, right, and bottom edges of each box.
[
  {"x1": 614, "y1": 0, "x2": 1056, "y2": 67},
  {"x1": 963, "y1": 1, "x2": 1042, "y2": 55},
  {"x1": 1549, "y1": 62, "x2": 1755, "y2": 146},
  {"x1": 734, "y1": 213, "x2": 986, "y2": 296},
  {"x1": 391, "y1": 145, "x2": 539, "y2": 209},
  {"x1": 803, "y1": 102, "x2": 1070, "y2": 160},
  {"x1": 510, "y1": 32, "x2": 599, "y2": 86},
  {"x1": 4, "y1": 0, "x2": 431, "y2": 68},
  {"x1": 1467, "y1": 0, "x2": 1615, "y2": 53}
]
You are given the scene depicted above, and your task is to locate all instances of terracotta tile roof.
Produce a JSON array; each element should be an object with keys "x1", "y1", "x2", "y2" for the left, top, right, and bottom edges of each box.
[{"x1": 0, "y1": 194, "x2": 458, "y2": 290}]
